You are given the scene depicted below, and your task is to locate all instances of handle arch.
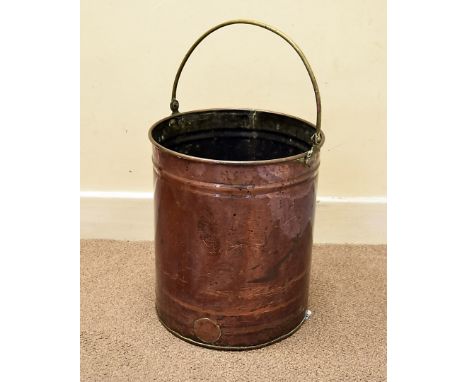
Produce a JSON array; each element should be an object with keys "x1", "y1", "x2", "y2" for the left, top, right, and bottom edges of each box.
[{"x1": 170, "y1": 19, "x2": 322, "y2": 144}]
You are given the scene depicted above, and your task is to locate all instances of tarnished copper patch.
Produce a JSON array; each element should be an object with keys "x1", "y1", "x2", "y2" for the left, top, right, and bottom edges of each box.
[{"x1": 193, "y1": 318, "x2": 221, "y2": 343}]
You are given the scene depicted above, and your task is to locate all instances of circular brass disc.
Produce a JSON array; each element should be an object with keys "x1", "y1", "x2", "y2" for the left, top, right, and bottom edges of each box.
[{"x1": 193, "y1": 318, "x2": 221, "y2": 343}]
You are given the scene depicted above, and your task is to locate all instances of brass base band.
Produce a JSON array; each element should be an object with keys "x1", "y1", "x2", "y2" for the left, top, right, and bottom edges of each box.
[{"x1": 156, "y1": 309, "x2": 311, "y2": 351}]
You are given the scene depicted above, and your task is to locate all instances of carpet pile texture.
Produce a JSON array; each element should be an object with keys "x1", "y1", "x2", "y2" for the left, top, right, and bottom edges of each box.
[{"x1": 81, "y1": 240, "x2": 386, "y2": 381}]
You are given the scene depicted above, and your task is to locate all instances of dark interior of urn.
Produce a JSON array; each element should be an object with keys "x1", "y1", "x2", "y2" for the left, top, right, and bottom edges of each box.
[{"x1": 151, "y1": 109, "x2": 317, "y2": 161}]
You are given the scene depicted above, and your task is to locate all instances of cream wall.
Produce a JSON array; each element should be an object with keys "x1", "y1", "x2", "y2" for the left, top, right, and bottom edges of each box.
[{"x1": 81, "y1": 0, "x2": 386, "y2": 197}]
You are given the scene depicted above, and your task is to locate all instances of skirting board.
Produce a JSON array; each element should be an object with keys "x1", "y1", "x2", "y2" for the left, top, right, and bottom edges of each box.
[{"x1": 80, "y1": 193, "x2": 386, "y2": 244}]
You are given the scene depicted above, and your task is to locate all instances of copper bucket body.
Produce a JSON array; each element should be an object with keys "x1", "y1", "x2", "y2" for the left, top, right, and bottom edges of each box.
[{"x1": 149, "y1": 20, "x2": 324, "y2": 350}]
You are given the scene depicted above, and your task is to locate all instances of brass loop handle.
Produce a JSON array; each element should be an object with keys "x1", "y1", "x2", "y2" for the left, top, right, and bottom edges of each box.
[{"x1": 170, "y1": 19, "x2": 323, "y2": 145}]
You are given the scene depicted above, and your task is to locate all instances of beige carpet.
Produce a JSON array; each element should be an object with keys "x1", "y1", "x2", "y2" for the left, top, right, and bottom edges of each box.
[{"x1": 81, "y1": 240, "x2": 386, "y2": 382}]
